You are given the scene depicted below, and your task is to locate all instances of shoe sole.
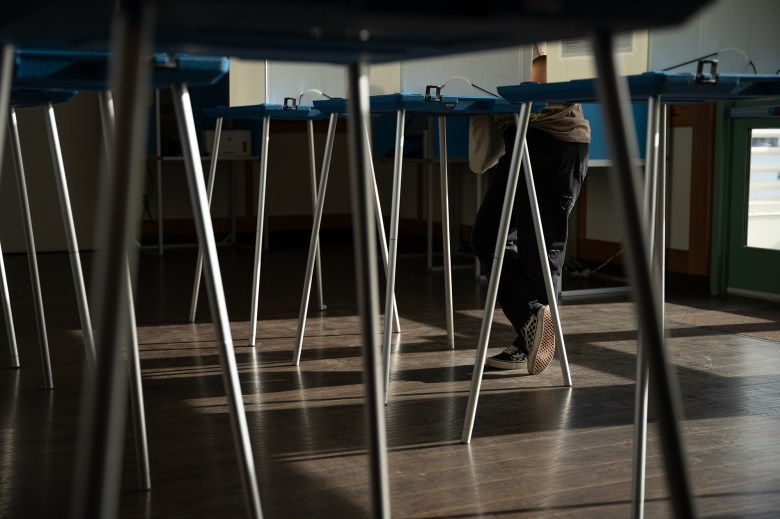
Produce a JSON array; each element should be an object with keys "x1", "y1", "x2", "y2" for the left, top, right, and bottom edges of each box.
[
  {"x1": 485, "y1": 357, "x2": 526, "y2": 370},
  {"x1": 527, "y1": 305, "x2": 555, "y2": 375}
]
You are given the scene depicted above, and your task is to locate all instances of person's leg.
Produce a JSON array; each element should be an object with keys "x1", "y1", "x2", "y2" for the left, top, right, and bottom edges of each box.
[
  {"x1": 510, "y1": 128, "x2": 588, "y2": 372},
  {"x1": 472, "y1": 125, "x2": 539, "y2": 338},
  {"x1": 513, "y1": 128, "x2": 588, "y2": 306},
  {"x1": 472, "y1": 125, "x2": 588, "y2": 370}
]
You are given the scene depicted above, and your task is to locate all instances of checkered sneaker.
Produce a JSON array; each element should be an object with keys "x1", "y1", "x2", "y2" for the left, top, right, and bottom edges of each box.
[
  {"x1": 524, "y1": 304, "x2": 556, "y2": 375},
  {"x1": 485, "y1": 344, "x2": 528, "y2": 370}
]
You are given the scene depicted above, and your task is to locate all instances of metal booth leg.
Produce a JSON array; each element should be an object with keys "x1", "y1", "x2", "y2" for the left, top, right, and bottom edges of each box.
[
  {"x1": 461, "y1": 103, "x2": 532, "y2": 443},
  {"x1": 306, "y1": 119, "x2": 327, "y2": 312},
  {"x1": 293, "y1": 114, "x2": 400, "y2": 365},
  {"x1": 368, "y1": 126, "x2": 401, "y2": 335},
  {"x1": 346, "y1": 60, "x2": 391, "y2": 519},
  {"x1": 437, "y1": 117, "x2": 455, "y2": 349},
  {"x1": 248, "y1": 115, "x2": 270, "y2": 346},
  {"x1": 293, "y1": 112, "x2": 338, "y2": 365},
  {"x1": 0, "y1": 238, "x2": 18, "y2": 370},
  {"x1": 591, "y1": 30, "x2": 694, "y2": 519},
  {"x1": 98, "y1": 90, "x2": 152, "y2": 491},
  {"x1": 71, "y1": 4, "x2": 152, "y2": 517},
  {"x1": 53, "y1": 101, "x2": 154, "y2": 485},
  {"x1": 73, "y1": 5, "x2": 236, "y2": 517},
  {"x1": 190, "y1": 116, "x2": 224, "y2": 322},
  {"x1": 8, "y1": 107, "x2": 55, "y2": 385},
  {"x1": 381, "y1": 108, "x2": 405, "y2": 400},
  {"x1": 44, "y1": 102, "x2": 98, "y2": 375},
  {"x1": 520, "y1": 144, "x2": 572, "y2": 386},
  {"x1": 9, "y1": 106, "x2": 53, "y2": 387},
  {"x1": 631, "y1": 95, "x2": 656, "y2": 519},
  {"x1": 0, "y1": 47, "x2": 19, "y2": 373},
  {"x1": 631, "y1": 95, "x2": 668, "y2": 518},
  {"x1": 124, "y1": 267, "x2": 151, "y2": 490},
  {"x1": 461, "y1": 99, "x2": 573, "y2": 439},
  {"x1": 171, "y1": 83, "x2": 264, "y2": 518}
]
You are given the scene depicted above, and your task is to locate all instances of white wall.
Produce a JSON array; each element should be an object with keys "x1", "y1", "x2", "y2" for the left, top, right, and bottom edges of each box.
[
  {"x1": 401, "y1": 47, "x2": 528, "y2": 97},
  {"x1": 547, "y1": 31, "x2": 650, "y2": 82},
  {"x1": 228, "y1": 58, "x2": 403, "y2": 106},
  {"x1": 1, "y1": 92, "x2": 103, "y2": 253},
  {"x1": 649, "y1": 0, "x2": 780, "y2": 74}
]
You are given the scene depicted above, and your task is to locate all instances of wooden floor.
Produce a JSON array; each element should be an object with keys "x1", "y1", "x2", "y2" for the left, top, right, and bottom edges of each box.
[{"x1": 1, "y1": 236, "x2": 779, "y2": 518}]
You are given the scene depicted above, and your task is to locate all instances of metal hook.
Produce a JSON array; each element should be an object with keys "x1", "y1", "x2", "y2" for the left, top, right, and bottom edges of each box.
[
  {"x1": 695, "y1": 59, "x2": 718, "y2": 84},
  {"x1": 424, "y1": 85, "x2": 442, "y2": 102},
  {"x1": 283, "y1": 97, "x2": 298, "y2": 110}
]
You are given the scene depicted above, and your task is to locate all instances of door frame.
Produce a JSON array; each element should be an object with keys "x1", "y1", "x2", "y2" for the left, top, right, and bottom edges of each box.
[{"x1": 711, "y1": 99, "x2": 780, "y2": 300}]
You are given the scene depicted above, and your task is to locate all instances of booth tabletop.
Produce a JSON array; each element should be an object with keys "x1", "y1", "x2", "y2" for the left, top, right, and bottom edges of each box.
[
  {"x1": 9, "y1": 87, "x2": 76, "y2": 108},
  {"x1": 498, "y1": 71, "x2": 780, "y2": 105},
  {"x1": 12, "y1": 50, "x2": 228, "y2": 90},
  {"x1": 203, "y1": 103, "x2": 330, "y2": 121}
]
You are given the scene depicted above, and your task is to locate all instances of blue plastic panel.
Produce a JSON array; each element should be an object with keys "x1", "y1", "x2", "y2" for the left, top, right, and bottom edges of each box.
[
  {"x1": 316, "y1": 93, "x2": 465, "y2": 115},
  {"x1": 499, "y1": 72, "x2": 780, "y2": 104},
  {"x1": 10, "y1": 88, "x2": 77, "y2": 108},
  {"x1": 13, "y1": 50, "x2": 229, "y2": 90},
  {"x1": 203, "y1": 103, "x2": 328, "y2": 120},
  {"x1": 150, "y1": 54, "x2": 229, "y2": 89},
  {"x1": 582, "y1": 103, "x2": 647, "y2": 161},
  {"x1": 629, "y1": 72, "x2": 780, "y2": 101}
]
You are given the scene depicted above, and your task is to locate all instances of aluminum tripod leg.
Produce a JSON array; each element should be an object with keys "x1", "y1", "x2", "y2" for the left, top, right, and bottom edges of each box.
[
  {"x1": 0, "y1": 47, "x2": 20, "y2": 372},
  {"x1": 438, "y1": 117, "x2": 454, "y2": 349},
  {"x1": 0, "y1": 242, "x2": 17, "y2": 370},
  {"x1": 345, "y1": 59, "x2": 391, "y2": 519},
  {"x1": 382, "y1": 111, "x2": 454, "y2": 402},
  {"x1": 293, "y1": 113, "x2": 338, "y2": 365},
  {"x1": 461, "y1": 102, "x2": 572, "y2": 442},
  {"x1": 368, "y1": 127, "x2": 401, "y2": 335},
  {"x1": 98, "y1": 90, "x2": 151, "y2": 491},
  {"x1": 172, "y1": 83, "x2": 263, "y2": 518},
  {"x1": 248, "y1": 115, "x2": 270, "y2": 346},
  {"x1": 307, "y1": 120, "x2": 327, "y2": 312},
  {"x1": 632, "y1": 96, "x2": 666, "y2": 518},
  {"x1": 294, "y1": 114, "x2": 399, "y2": 364},
  {"x1": 591, "y1": 30, "x2": 694, "y2": 518},
  {"x1": 386, "y1": 115, "x2": 456, "y2": 399},
  {"x1": 381, "y1": 109, "x2": 405, "y2": 400},
  {"x1": 44, "y1": 102, "x2": 97, "y2": 374},
  {"x1": 461, "y1": 103, "x2": 531, "y2": 444},
  {"x1": 125, "y1": 266, "x2": 150, "y2": 490},
  {"x1": 8, "y1": 106, "x2": 55, "y2": 386},
  {"x1": 71, "y1": 6, "x2": 151, "y2": 516},
  {"x1": 190, "y1": 116, "x2": 223, "y2": 322},
  {"x1": 520, "y1": 144, "x2": 572, "y2": 386}
]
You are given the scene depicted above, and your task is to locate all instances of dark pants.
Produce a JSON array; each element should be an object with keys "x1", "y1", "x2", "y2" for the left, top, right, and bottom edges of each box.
[{"x1": 471, "y1": 125, "x2": 588, "y2": 343}]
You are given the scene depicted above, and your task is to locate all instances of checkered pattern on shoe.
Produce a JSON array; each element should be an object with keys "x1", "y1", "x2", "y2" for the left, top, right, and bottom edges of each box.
[
  {"x1": 524, "y1": 304, "x2": 556, "y2": 375},
  {"x1": 485, "y1": 344, "x2": 528, "y2": 370}
]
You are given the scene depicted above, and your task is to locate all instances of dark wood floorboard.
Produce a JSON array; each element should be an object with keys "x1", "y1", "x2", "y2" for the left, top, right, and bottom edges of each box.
[{"x1": 1, "y1": 236, "x2": 779, "y2": 518}]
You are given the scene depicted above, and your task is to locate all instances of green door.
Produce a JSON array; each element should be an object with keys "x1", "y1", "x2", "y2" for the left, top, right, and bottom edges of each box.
[{"x1": 726, "y1": 108, "x2": 780, "y2": 298}]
